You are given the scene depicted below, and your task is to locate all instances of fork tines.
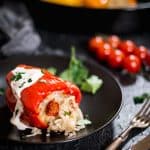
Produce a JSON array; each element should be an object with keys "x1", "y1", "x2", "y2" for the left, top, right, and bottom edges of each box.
[{"x1": 136, "y1": 100, "x2": 150, "y2": 118}]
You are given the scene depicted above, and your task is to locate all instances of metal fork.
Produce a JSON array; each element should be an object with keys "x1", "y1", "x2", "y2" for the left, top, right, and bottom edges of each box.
[{"x1": 106, "y1": 100, "x2": 150, "y2": 150}]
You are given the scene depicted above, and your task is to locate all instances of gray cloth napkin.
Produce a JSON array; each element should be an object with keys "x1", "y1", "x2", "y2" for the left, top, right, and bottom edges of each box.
[{"x1": 0, "y1": 2, "x2": 41, "y2": 55}]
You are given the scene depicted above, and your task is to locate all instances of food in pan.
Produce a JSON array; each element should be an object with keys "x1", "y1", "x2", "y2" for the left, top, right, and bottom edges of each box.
[
  {"x1": 5, "y1": 64, "x2": 91, "y2": 137},
  {"x1": 42, "y1": 0, "x2": 137, "y2": 8}
]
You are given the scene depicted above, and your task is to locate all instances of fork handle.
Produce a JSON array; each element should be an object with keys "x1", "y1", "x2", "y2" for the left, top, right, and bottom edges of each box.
[
  {"x1": 106, "y1": 137, "x2": 124, "y2": 150},
  {"x1": 106, "y1": 126, "x2": 133, "y2": 150}
]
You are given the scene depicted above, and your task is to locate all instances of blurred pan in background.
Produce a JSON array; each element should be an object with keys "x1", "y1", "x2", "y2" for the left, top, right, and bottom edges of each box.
[{"x1": 1, "y1": 0, "x2": 150, "y2": 34}]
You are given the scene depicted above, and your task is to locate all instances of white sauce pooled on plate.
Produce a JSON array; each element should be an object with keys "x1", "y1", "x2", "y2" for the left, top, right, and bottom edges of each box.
[{"x1": 10, "y1": 67, "x2": 43, "y2": 131}]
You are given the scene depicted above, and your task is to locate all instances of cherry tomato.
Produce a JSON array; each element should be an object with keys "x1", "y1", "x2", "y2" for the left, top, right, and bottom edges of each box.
[
  {"x1": 123, "y1": 55, "x2": 141, "y2": 73},
  {"x1": 108, "y1": 49, "x2": 125, "y2": 69},
  {"x1": 118, "y1": 40, "x2": 136, "y2": 55},
  {"x1": 134, "y1": 45, "x2": 148, "y2": 61},
  {"x1": 88, "y1": 36, "x2": 104, "y2": 52},
  {"x1": 96, "y1": 42, "x2": 113, "y2": 61},
  {"x1": 107, "y1": 35, "x2": 121, "y2": 49},
  {"x1": 145, "y1": 50, "x2": 150, "y2": 66}
]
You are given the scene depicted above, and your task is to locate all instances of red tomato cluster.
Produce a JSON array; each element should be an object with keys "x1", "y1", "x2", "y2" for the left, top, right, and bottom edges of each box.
[{"x1": 88, "y1": 35, "x2": 150, "y2": 74}]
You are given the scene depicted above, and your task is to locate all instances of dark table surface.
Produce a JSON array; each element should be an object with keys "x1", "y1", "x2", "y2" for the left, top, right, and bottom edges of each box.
[{"x1": 0, "y1": 1, "x2": 150, "y2": 150}]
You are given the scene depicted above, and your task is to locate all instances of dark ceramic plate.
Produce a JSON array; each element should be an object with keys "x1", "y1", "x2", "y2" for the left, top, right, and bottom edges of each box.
[{"x1": 0, "y1": 54, "x2": 122, "y2": 144}]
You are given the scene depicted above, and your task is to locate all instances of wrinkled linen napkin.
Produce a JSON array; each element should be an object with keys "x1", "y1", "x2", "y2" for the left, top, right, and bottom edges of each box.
[{"x1": 0, "y1": 2, "x2": 41, "y2": 56}]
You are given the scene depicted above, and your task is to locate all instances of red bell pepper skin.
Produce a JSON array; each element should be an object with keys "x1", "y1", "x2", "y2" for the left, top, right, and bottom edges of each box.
[{"x1": 6, "y1": 64, "x2": 82, "y2": 129}]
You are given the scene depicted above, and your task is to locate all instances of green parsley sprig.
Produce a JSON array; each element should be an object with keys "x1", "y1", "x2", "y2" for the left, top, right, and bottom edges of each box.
[
  {"x1": 60, "y1": 47, "x2": 89, "y2": 86},
  {"x1": 11, "y1": 72, "x2": 25, "y2": 81},
  {"x1": 47, "y1": 47, "x2": 103, "y2": 94},
  {"x1": 133, "y1": 93, "x2": 150, "y2": 104},
  {"x1": 64, "y1": 111, "x2": 71, "y2": 116}
]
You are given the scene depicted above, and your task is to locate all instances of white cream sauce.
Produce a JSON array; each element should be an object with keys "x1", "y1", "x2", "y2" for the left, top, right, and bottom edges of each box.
[
  {"x1": 11, "y1": 67, "x2": 43, "y2": 98},
  {"x1": 10, "y1": 67, "x2": 43, "y2": 131}
]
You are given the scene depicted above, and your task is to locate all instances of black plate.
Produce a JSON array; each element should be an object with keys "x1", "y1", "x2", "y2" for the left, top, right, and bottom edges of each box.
[
  {"x1": 0, "y1": 54, "x2": 122, "y2": 144},
  {"x1": 21, "y1": 0, "x2": 150, "y2": 34}
]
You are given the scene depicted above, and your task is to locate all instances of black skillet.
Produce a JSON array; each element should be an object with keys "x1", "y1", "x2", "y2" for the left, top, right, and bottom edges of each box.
[{"x1": 20, "y1": 0, "x2": 150, "y2": 34}]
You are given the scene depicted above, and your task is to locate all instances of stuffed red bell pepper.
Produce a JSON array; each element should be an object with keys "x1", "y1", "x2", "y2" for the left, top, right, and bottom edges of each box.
[{"x1": 5, "y1": 64, "x2": 90, "y2": 136}]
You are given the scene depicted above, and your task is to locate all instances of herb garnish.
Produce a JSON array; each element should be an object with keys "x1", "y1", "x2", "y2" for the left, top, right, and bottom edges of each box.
[
  {"x1": 60, "y1": 47, "x2": 89, "y2": 86},
  {"x1": 47, "y1": 67, "x2": 57, "y2": 75},
  {"x1": 0, "y1": 88, "x2": 5, "y2": 96},
  {"x1": 19, "y1": 82, "x2": 26, "y2": 88},
  {"x1": 41, "y1": 69, "x2": 45, "y2": 74},
  {"x1": 81, "y1": 75, "x2": 103, "y2": 94},
  {"x1": 28, "y1": 78, "x2": 32, "y2": 83},
  {"x1": 133, "y1": 93, "x2": 150, "y2": 104},
  {"x1": 47, "y1": 47, "x2": 103, "y2": 94},
  {"x1": 64, "y1": 111, "x2": 71, "y2": 116},
  {"x1": 59, "y1": 47, "x2": 103, "y2": 94},
  {"x1": 11, "y1": 72, "x2": 25, "y2": 81}
]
